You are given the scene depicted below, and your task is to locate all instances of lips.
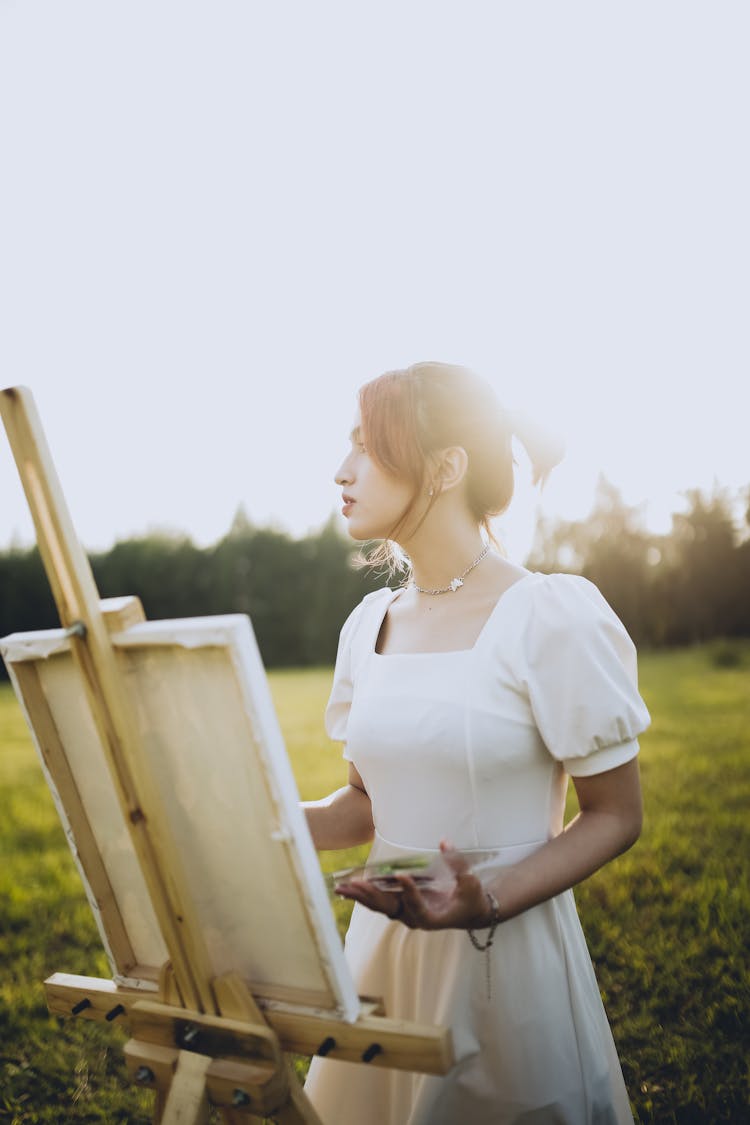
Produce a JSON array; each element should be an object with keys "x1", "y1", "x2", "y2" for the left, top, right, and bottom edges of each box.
[{"x1": 342, "y1": 494, "x2": 355, "y2": 516}]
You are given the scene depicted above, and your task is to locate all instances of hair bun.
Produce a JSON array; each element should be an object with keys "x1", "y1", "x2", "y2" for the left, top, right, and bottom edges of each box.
[{"x1": 506, "y1": 410, "x2": 565, "y2": 487}]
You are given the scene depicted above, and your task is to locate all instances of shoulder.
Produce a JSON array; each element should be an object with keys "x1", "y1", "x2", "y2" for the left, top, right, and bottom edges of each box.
[
  {"x1": 520, "y1": 571, "x2": 622, "y2": 623},
  {"x1": 524, "y1": 570, "x2": 604, "y2": 599},
  {"x1": 515, "y1": 574, "x2": 650, "y2": 765},
  {"x1": 361, "y1": 586, "x2": 396, "y2": 606},
  {"x1": 346, "y1": 586, "x2": 395, "y2": 621},
  {"x1": 338, "y1": 586, "x2": 394, "y2": 643},
  {"x1": 519, "y1": 572, "x2": 638, "y2": 668},
  {"x1": 330, "y1": 587, "x2": 394, "y2": 688}
]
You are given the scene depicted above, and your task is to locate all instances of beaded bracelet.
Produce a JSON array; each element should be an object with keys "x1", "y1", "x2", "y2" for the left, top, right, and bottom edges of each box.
[{"x1": 467, "y1": 890, "x2": 502, "y2": 952}]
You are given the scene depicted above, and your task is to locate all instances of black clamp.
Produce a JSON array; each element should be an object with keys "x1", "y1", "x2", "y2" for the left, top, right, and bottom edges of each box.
[
  {"x1": 63, "y1": 621, "x2": 87, "y2": 639},
  {"x1": 180, "y1": 1023, "x2": 201, "y2": 1048}
]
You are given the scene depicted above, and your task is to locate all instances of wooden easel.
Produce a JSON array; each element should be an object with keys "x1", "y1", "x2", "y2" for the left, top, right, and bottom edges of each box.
[{"x1": 0, "y1": 386, "x2": 453, "y2": 1124}]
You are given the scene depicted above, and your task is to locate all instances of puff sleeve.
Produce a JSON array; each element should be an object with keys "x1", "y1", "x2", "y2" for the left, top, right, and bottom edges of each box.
[
  {"x1": 522, "y1": 574, "x2": 651, "y2": 777},
  {"x1": 324, "y1": 598, "x2": 369, "y2": 760}
]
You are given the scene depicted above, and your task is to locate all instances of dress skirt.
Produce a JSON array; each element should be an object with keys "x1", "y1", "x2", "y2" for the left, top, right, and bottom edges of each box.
[{"x1": 305, "y1": 837, "x2": 634, "y2": 1125}]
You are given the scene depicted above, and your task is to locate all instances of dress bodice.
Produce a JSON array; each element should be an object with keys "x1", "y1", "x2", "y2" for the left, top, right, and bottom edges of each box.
[{"x1": 326, "y1": 573, "x2": 650, "y2": 852}]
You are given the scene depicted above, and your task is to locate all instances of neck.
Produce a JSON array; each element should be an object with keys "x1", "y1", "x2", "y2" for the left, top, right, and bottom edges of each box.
[{"x1": 399, "y1": 516, "x2": 487, "y2": 592}]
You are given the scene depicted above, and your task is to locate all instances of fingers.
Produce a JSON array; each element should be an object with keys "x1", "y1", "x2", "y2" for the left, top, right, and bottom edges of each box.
[
  {"x1": 439, "y1": 842, "x2": 487, "y2": 907},
  {"x1": 336, "y1": 875, "x2": 428, "y2": 928},
  {"x1": 439, "y1": 839, "x2": 471, "y2": 879},
  {"x1": 404, "y1": 867, "x2": 491, "y2": 930},
  {"x1": 397, "y1": 875, "x2": 430, "y2": 928},
  {"x1": 395, "y1": 873, "x2": 473, "y2": 930},
  {"x1": 335, "y1": 845, "x2": 489, "y2": 930},
  {"x1": 335, "y1": 879, "x2": 404, "y2": 920}
]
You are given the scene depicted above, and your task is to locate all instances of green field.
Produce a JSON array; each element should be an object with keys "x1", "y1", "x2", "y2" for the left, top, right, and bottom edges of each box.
[{"x1": 1, "y1": 644, "x2": 748, "y2": 1123}]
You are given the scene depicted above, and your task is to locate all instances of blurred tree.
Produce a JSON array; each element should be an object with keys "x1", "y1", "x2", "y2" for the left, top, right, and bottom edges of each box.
[
  {"x1": 660, "y1": 487, "x2": 742, "y2": 643},
  {"x1": 228, "y1": 503, "x2": 254, "y2": 538},
  {"x1": 298, "y1": 515, "x2": 382, "y2": 665},
  {"x1": 528, "y1": 476, "x2": 660, "y2": 644},
  {"x1": 0, "y1": 547, "x2": 57, "y2": 636},
  {"x1": 2, "y1": 485, "x2": 749, "y2": 682},
  {"x1": 212, "y1": 524, "x2": 307, "y2": 665},
  {"x1": 92, "y1": 534, "x2": 208, "y2": 620}
]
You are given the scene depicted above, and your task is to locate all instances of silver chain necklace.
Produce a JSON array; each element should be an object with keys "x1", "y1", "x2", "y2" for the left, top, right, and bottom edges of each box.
[{"x1": 413, "y1": 543, "x2": 491, "y2": 595}]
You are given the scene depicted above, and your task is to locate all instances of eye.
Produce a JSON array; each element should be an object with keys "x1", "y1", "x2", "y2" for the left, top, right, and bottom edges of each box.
[{"x1": 349, "y1": 425, "x2": 367, "y2": 454}]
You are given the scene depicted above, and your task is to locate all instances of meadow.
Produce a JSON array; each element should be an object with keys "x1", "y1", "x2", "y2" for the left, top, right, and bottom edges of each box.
[{"x1": 0, "y1": 643, "x2": 748, "y2": 1123}]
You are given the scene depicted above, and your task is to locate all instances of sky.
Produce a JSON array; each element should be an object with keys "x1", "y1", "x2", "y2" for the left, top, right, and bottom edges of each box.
[{"x1": 1, "y1": 1, "x2": 748, "y2": 565}]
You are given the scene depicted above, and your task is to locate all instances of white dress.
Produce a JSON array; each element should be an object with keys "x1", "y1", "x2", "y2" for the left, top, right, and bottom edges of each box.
[{"x1": 305, "y1": 572, "x2": 651, "y2": 1125}]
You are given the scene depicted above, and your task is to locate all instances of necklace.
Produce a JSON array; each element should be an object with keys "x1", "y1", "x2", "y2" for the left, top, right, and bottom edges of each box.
[{"x1": 413, "y1": 543, "x2": 491, "y2": 595}]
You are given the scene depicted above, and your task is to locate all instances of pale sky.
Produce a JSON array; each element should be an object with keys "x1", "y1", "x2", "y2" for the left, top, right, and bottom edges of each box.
[{"x1": 1, "y1": 2, "x2": 748, "y2": 564}]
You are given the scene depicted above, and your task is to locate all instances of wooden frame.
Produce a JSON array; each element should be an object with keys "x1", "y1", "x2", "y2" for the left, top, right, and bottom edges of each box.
[
  {"x1": 0, "y1": 386, "x2": 454, "y2": 1123},
  {"x1": 3, "y1": 614, "x2": 365, "y2": 1013}
]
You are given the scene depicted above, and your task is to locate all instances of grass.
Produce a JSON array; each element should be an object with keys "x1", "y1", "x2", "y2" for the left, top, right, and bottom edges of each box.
[{"x1": 1, "y1": 644, "x2": 749, "y2": 1123}]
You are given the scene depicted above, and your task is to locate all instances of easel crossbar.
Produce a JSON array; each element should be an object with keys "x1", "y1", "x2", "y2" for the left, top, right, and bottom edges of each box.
[{"x1": 46, "y1": 974, "x2": 455, "y2": 1076}]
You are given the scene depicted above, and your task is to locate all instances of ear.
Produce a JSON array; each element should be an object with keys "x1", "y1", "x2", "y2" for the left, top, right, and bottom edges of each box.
[{"x1": 432, "y1": 446, "x2": 469, "y2": 494}]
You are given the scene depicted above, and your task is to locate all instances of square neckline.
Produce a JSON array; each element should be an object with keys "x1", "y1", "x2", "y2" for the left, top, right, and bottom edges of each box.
[{"x1": 372, "y1": 571, "x2": 539, "y2": 658}]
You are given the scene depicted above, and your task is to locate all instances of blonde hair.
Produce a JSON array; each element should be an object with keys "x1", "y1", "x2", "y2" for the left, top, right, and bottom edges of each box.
[{"x1": 356, "y1": 361, "x2": 560, "y2": 579}]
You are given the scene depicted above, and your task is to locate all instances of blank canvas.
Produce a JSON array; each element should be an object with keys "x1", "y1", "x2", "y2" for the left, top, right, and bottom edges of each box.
[{"x1": 1, "y1": 614, "x2": 359, "y2": 1021}]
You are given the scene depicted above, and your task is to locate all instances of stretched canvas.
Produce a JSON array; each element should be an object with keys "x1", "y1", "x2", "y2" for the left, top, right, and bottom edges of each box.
[{"x1": 1, "y1": 613, "x2": 359, "y2": 1021}]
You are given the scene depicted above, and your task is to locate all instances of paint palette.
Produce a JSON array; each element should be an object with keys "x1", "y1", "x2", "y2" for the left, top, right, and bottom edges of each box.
[{"x1": 327, "y1": 848, "x2": 503, "y2": 894}]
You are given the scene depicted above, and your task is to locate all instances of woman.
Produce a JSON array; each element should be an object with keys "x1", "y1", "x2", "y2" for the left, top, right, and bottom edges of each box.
[{"x1": 304, "y1": 362, "x2": 650, "y2": 1124}]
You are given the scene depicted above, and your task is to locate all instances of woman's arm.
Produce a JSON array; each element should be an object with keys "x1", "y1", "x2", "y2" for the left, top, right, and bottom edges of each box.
[
  {"x1": 336, "y1": 758, "x2": 643, "y2": 928},
  {"x1": 485, "y1": 756, "x2": 642, "y2": 923},
  {"x1": 303, "y1": 762, "x2": 375, "y2": 851}
]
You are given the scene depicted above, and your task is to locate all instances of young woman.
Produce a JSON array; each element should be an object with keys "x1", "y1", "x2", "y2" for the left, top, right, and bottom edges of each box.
[{"x1": 303, "y1": 362, "x2": 650, "y2": 1125}]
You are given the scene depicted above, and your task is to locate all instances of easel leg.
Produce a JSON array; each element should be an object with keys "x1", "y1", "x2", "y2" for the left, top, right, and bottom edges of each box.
[
  {"x1": 213, "y1": 1061, "x2": 320, "y2": 1125},
  {"x1": 270, "y1": 1061, "x2": 325, "y2": 1125},
  {"x1": 159, "y1": 1051, "x2": 211, "y2": 1125},
  {"x1": 153, "y1": 1088, "x2": 168, "y2": 1123}
]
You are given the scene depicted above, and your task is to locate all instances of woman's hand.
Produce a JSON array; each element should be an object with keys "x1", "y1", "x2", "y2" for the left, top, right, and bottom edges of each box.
[
  {"x1": 335, "y1": 842, "x2": 495, "y2": 931},
  {"x1": 336, "y1": 760, "x2": 643, "y2": 930}
]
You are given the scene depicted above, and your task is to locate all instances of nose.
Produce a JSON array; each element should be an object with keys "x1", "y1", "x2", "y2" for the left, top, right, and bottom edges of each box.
[{"x1": 335, "y1": 450, "x2": 354, "y2": 486}]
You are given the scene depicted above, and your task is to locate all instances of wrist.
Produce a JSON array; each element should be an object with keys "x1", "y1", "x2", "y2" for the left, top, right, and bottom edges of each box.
[
  {"x1": 482, "y1": 890, "x2": 502, "y2": 929},
  {"x1": 467, "y1": 890, "x2": 502, "y2": 942}
]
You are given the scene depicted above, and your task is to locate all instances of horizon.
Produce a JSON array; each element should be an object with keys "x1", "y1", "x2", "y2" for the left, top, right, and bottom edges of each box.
[{"x1": 2, "y1": 407, "x2": 746, "y2": 562}]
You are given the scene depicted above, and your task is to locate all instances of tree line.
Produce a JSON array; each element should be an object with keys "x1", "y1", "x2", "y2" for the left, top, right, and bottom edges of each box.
[
  {"x1": 1, "y1": 481, "x2": 748, "y2": 678},
  {"x1": 526, "y1": 479, "x2": 750, "y2": 647}
]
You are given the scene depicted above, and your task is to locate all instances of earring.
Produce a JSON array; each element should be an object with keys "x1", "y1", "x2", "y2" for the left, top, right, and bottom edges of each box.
[{"x1": 428, "y1": 487, "x2": 434, "y2": 497}]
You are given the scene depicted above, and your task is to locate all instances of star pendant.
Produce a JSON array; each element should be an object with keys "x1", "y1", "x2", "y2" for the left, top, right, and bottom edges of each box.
[{"x1": 449, "y1": 577, "x2": 464, "y2": 592}]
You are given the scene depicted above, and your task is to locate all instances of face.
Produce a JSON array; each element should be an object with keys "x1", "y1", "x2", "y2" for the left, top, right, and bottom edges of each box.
[{"x1": 335, "y1": 413, "x2": 416, "y2": 541}]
